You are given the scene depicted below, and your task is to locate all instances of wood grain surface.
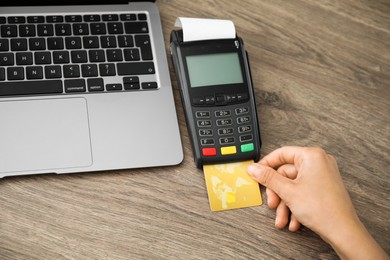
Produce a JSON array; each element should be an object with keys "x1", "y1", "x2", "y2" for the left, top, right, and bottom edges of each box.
[{"x1": 1, "y1": 0, "x2": 389, "y2": 259}]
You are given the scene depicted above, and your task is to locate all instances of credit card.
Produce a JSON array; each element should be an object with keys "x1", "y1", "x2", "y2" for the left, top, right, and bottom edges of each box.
[{"x1": 203, "y1": 160, "x2": 262, "y2": 211}]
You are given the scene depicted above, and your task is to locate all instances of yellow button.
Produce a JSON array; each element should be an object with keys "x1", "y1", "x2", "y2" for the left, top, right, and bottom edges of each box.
[{"x1": 221, "y1": 146, "x2": 237, "y2": 155}]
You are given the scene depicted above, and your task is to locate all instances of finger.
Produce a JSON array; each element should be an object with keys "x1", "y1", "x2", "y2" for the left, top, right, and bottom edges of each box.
[
  {"x1": 277, "y1": 164, "x2": 298, "y2": 180},
  {"x1": 259, "y1": 146, "x2": 305, "y2": 169},
  {"x1": 289, "y1": 214, "x2": 301, "y2": 232},
  {"x1": 275, "y1": 200, "x2": 290, "y2": 229},
  {"x1": 247, "y1": 163, "x2": 293, "y2": 200},
  {"x1": 266, "y1": 187, "x2": 280, "y2": 208},
  {"x1": 266, "y1": 164, "x2": 298, "y2": 208}
]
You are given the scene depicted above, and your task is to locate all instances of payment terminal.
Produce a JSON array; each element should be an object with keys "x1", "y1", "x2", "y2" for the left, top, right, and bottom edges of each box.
[{"x1": 170, "y1": 19, "x2": 261, "y2": 169}]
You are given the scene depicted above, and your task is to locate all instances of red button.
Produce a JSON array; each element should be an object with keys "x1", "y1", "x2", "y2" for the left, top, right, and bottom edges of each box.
[{"x1": 202, "y1": 147, "x2": 217, "y2": 156}]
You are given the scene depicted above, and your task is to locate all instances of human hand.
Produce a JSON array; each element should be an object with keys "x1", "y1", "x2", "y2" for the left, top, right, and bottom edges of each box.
[{"x1": 247, "y1": 146, "x2": 389, "y2": 259}]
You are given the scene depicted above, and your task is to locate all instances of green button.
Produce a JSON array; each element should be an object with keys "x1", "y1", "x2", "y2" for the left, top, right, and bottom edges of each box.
[{"x1": 241, "y1": 143, "x2": 254, "y2": 152}]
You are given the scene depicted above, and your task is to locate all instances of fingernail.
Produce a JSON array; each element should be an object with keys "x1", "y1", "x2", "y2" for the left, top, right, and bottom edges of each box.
[{"x1": 247, "y1": 164, "x2": 261, "y2": 178}]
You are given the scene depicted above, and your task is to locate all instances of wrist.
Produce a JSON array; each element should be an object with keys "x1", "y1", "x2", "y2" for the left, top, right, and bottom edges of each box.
[{"x1": 325, "y1": 216, "x2": 388, "y2": 260}]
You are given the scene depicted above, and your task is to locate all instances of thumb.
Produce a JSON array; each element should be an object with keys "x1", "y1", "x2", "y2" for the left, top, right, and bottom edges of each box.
[{"x1": 247, "y1": 163, "x2": 292, "y2": 200}]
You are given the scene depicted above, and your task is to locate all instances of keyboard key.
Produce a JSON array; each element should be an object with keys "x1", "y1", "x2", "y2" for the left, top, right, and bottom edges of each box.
[
  {"x1": 84, "y1": 15, "x2": 100, "y2": 22},
  {"x1": 0, "y1": 68, "x2": 5, "y2": 81},
  {"x1": 11, "y1": 39, "x2": 28, "y2": 51},
  {"x1": 55, "y1": 24, "x2": 72, "y2": 36},
  {"x1": 100, "y1": 36, "x2": 117, "y2": 48},
  {"x1": 106, "y1": 84, "x2": 122, "y2": 91},
  {"x1": 117, "y1": 62, "x2": 155, "y2": 75},
  {"x1": 53, "y1": 51, "x2": 70, "y2": 64},
  {"x1": 135, "y1": 35, "x2": 153, "y2": 60},
  {"x1": 65, "y1": 15, "x2": 82, "y2": 22},
  {"x1": 123, "y1": 76, "x2": 139, "y2": 84},
  {"x1": 87, "y1": 78, "x2": 104, "y2": 91},
  {"x1": 120, "y1": 14, "x2": 136, "y2": 21},
  {"x1": 47, "y1": 16, "x2": 64, "y2": 23},
  {"x1": 19, "y1": 25, "x2": 36, "y2": 37},
  {"x1": 123, "y1": 48, "x2": 140, "y2": 61},
  {"x1": 27, "y1": 16, "x2": 45, "y2": 23},
  {"x1": 26, "y1": 66, "x2": 44, "y2": 79},
  {"x1": 90, "y1": 23, "x2": 106, "y2": 35},
  {"x1": 29, "y1": 38, "x2": 46, "y2": 50},
  {"x1": 7, "y1": 67, "x2": 24, "y2": 80},
  {"x1": 81, "y1": 64, "x2": 98, "y2": 77},
  {"x1": 47, "y1": 37, "x2": 64, "y2": 50},
  {"x1": 35, "y1": 51, "x2": 51, "y2": 64},
  {"x1": 0, "y1": 53, "x2": 14, "y2": 66},
  {"x1": 106, "y1": 49, "x2": 123, "y2": 62},
  {"x1": 107, "y1": 22, "x2": 123, "y2": 34},
  {"x1": 1, "y1": 25, "x2": 18, "y2": 37},
  {"x1": 37, "y1": 24, "x2": 54, "y2": 36},
  {"x1": 16, "y1": 52, "x2": 33, "y2": 65},
  {"x1": 89, "y1": 50, "x2": 105, "y2": 62},
  {"x1": 102, "y1": 14, "x2": 118, "y2": 21},
  {"x1": 63, "y1": 65, "x2": 80, "y2": 78},
  {"x1": 65, "y1": 79, "x2": 86, "y2": 93},
  {"x1": 138, "y1": 14, "x2": 147, "y2": 21},
  {"x1": 8, "y1": 16, "x2": 26, "y2": 24},
  {"x1": 99, "y1": 63, "x2": 116, "y2": 76},
  {"x1": 65, "y1": 37, "x2": 82, "y2": 49},
  {"x1": 124, "y1": 22, "x2": 148, "y2": 34},
  {"x1": 71, "y1": 50, "x2": 88, "y2": 63},
  {"x1": 118, "y1": 35, "x2": 133, "y2": 47},
  {"x1": 45, "y1": 65, "x2": 62, "y2": 78},
  {"x1": 141, "y1": 82, "x2": 158, "y2": 89},
  {"x1": 0, "y1": 17, "x2": 6, "y2": 24},
  {"x1": 0, "y1": 80, "x2": 63, "y2": 96},
  {"x1": 123, "y1": 77, "x2": 140, "y2": 89},
  {"x1": 124, "y1": 83, "x2": 140, "y2": 90},
  {"x1": 0, "y1": 39, "x2": 9, "y2": 51},
  {"x1": 83, "y1": 36, "x2": 99, "y2": 48},
  {"x1": 73, "y1": 23, "x2": 89, "y2": 35}
]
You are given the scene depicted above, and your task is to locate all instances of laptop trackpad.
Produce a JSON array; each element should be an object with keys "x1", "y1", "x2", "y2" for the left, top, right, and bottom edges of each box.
[{"x1": 0, "y1": 98, "x2": 92, "y2": 174}]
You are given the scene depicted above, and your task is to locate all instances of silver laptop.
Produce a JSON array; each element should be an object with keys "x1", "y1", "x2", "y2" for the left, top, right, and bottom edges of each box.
[{"x1": 0, "y1": 1, "x2": 183, "y2": 178}]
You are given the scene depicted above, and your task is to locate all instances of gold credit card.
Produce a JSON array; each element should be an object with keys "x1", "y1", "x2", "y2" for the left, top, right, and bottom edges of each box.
[{"x1": 203, "y1": 160, "x2": 262, "y2": 211}]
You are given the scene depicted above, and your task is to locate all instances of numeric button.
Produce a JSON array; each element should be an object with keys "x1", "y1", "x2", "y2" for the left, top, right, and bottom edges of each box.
[
  {"x1": 219, "y1": 137, "x2": 235, "y2": 145},
  {"x1": 199, "y1": 129, "x2": 213, "y2": 136},
  {"x1": 200, "y1": 139, "x2": 215, "y2": 146},
  {"x1": 235, "y1": 107, "x2": 249, "y2": 115},
  {"x1": 37, "y1": 24, "x2": 54, "y2": 36},
  {"x1": 1, "y1": 25, "x2": 17, "y2": 37},
  {"x1": 218, "y1": 128, "x2": 234, "y2": 136},
  {"x1": 195, "y1": 111, "x2": 210, "y2": 118},
  {"x1": 237, "y1": 116, "x2": 250, "y2": 124},
  {"x1": 215, "y1": 110, "x2": 231, "y2": 117},
  {"x1": 216, "y1": 118, "x2": 232, "y2": 126},
  {"x1": 239, "y1": 134, "x2": 253, "y2": 142},
  {"x1": 238, "y1": 125, "x2": 252, "y2": 133},
  {"x1": 197, "y1": 120, "x2": 212, "y2": 127}
]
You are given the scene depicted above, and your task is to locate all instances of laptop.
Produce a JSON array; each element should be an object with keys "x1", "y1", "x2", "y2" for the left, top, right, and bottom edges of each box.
[{"x1": 0, "y1": 1, "x2": 183, "y2": 178}]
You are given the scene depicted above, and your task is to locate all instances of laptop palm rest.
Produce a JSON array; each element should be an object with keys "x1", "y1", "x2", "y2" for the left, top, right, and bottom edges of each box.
[{"x1": 0, "y1": 98, "x2": 92, "y2": 174}]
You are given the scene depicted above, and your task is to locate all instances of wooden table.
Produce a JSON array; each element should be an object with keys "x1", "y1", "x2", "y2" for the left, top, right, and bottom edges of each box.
[{"x1": 1, "y1": 0, "x2": 389, "y2": 259}]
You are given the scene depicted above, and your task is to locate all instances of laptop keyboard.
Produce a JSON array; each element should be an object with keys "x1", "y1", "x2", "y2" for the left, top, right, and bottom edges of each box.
[{"x1": 0, "y1": 13, "x2": 157, "y2": 96}]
